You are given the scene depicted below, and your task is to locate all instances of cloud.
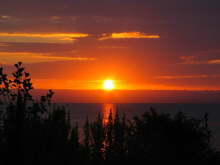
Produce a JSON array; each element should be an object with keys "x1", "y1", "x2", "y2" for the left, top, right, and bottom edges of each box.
[
  {"x1": 180, "y1": 56, "x2": 220, "y2": 65},
  {"x1": 0, "y1": 43, "x2": 10, "y2": 47},
  {"x1": 0, "y1": 15, "x2": 13, "y2": 22},
  {"x1": 0, "y1": 33, "x2": 89, "y2": 43},
  {"x1": 0, "y1": 52, "x2": 96, "y2": 64},
  {"x1": 99, "y1": 32, "x2": 160, "y2": 40},
  {"x1": 50, "y1": 16, "x2": 62, "y2": 23},
  {"x1": 155, "y1": 74, "x2": 220, "y2": 80},
  {"x1": 207, "y1": 59, "x2": 220, "y2": 64},
  {"x1": 179, "y1": 56, "x2": 205, "y2": 64},
  {"x1": 199, "y1": 49, "x2": 220, "y2": 55},
  {"x1": 98, "y1": 46, "x2": 128, "y2": 49}
]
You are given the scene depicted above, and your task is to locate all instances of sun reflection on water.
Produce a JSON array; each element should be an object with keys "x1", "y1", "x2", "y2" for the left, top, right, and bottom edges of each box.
[{"x1": 102, "y1": 103, "x2": 116, "y2": 124}]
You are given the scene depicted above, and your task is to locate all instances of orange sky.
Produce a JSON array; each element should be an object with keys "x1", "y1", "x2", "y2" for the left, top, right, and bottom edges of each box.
[{"x1": 0, "y1": 1, "x2": 220, "y2": 92}]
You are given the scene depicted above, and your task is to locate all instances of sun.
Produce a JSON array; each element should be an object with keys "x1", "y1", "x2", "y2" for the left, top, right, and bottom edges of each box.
[{"x1": 103, "y1": 80, "x2": 115, "y2": 90}]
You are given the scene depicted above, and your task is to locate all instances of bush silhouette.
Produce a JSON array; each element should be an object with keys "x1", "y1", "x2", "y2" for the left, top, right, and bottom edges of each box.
[
  {"x1": 126, "y1": 108, "x2": 219, "y2": 164},
  {"x1": 0, "y1": 62, "x2": 219, "y2": 165}
]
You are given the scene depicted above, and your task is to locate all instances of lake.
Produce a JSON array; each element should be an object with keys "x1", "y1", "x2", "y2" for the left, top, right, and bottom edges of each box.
[
  {"x1": 1, "y1": 103, "x2": 220, "y2": 149},
  {"x1": 59, "y1": 103, "x2": 220, "y2": 149}
]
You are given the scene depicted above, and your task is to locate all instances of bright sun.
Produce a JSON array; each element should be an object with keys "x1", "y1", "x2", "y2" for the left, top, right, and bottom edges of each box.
[{"x1": 103, "y1": 80, "x2": 115, "y2": 90}]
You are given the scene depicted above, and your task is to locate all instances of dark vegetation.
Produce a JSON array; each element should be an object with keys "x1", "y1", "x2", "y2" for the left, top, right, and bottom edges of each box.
[{"x1": 0, "y1": 62, "x2": 219, "y2": 165}]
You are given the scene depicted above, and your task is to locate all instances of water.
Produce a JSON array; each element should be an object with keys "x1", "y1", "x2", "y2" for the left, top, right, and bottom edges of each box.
[
  {"x1": 60, "y1": 103, "x2": 220, "y2": 149},
  {"x1": 1, "y1": 103, "x2": 220, "y2": 149}
]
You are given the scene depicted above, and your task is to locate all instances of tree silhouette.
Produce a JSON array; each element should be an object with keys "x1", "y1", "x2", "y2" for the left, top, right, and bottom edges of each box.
[
  {"x1": 90, "y1": 112, "x2": 105, "y2": 163},
  {"x1": 126, "y1": 108, "x2": 220, "y2": 165}
]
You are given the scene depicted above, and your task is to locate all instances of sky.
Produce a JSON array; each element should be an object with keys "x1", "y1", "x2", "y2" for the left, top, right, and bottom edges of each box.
[{"x1": 0, "y1": 0, "x2": 220, "y2": 91}]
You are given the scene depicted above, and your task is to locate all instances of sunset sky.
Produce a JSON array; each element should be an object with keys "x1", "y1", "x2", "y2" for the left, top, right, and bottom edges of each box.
[{"x1": 0, "y1": 0, "x2": 220, "y2": 91}]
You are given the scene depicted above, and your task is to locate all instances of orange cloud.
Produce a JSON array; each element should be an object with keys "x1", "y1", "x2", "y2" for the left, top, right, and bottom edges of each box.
[
  {"x1": 180, "y1": 56, "x2": 220, "y2": 65},
  {"x1": 0, "y1": 52, "x2": 95, "y2": 64},
  {"x1": 0, "y1": 15, "x2": 12, "y2": 21},
  {"x1": 99, "y1": 32, "x2": 160, "y2": 40},
  {"x1": 50, "y1": 16, "x2": 62, "y2": 23},
  {"x1": 207, "y1": 59, "x2": 220, "y2": 64},
  {"x1": 0, "y1": 15, "x2": 11, "y2": 19},
  {"x1": 0, "y1": 32, "x2": 89, "y2": 43},
  {"x1": 155, "y1": 74, "x2": 220, "y2": 79},
  {"x1": 0, "y1": 43, "x2": 10, "y2": 47}
]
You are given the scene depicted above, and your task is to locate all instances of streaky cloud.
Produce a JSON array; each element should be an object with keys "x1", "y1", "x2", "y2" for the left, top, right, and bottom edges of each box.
[
  {"x1": 99, "y1": 32, "x2": 160, "y2": 40},
  {"x1": 0, "y1": 42, "x2": 10, "y2": 47},
  {"x1": 0, "y1": 32, "x2": 89, "y2": 43},
  {"x1": 155, "y1": 74, "x2": 220, "y2": 79},
  {"x1": 0, "y1": 52, "x2": 96, "y2": 64},
  {"x1": 180, "y1": 56, "x2": 220, "y2": 65},
  {"x1": 208, "y1": 59, "x2": 220, "y2": 64}
]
